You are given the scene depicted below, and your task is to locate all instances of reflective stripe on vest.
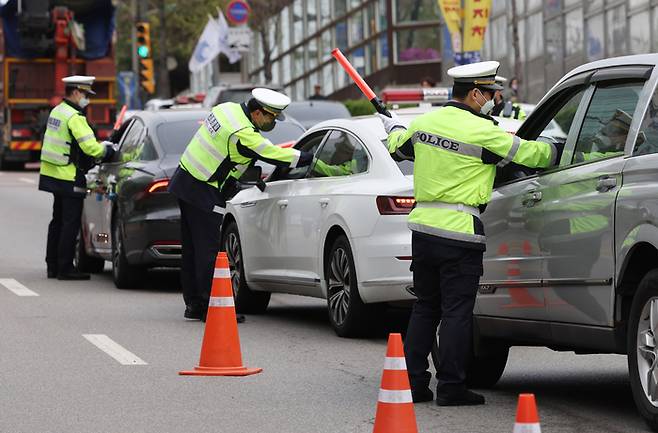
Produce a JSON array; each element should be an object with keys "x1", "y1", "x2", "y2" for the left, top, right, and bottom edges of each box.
[
  {"x1": 41, "y1": 102, "x2": 78, "y2": 166},
  {"x1": 412, "y1": 131, "x2": 483, "y2": 159},
  {"x1": 180, "y1": 103, "x2": 249, "y2": 182},
  {"x1": 416, "y1": 201, "x2": 480, "y2": 217},
  {"x1": 496, "y1": 135, "x2": 521, "y2": 168}
]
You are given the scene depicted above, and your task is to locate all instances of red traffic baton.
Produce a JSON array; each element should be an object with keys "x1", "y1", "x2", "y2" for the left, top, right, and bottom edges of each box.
[
  {"x1": 331, "y1": 48, "x2": 391, "y2": 117},
  {"x1": 113, "y1": 105, "x2": 127, "y2": 131}
]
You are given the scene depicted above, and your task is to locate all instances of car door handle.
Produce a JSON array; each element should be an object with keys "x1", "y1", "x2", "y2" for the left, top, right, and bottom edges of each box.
[
  {"x1": 277, "y1": 199, "x2": 288, "y2": 209},
  {"x1": 319, "y1": 198, "x2": 330, "y2": 208},
  {"x1": 240, "y1": 201, "x2": 256, "y2": 208},
  {"x1": 522, "y1": 191, "x2": 542, "y2": 207},
  {"x1": 596, "y1": 176, "x2": 617, "y2": 192}
]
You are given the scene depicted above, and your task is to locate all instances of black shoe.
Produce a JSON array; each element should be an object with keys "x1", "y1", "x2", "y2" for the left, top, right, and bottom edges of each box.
[
  {"x1": 436, "y1": 389, "x2": 485, "y2": 406},
  {"x1": 57, "y1": 271, "x2": 90, "y2": 281},
  {"x1": 184, "y1": 305, "x2": 205, "y2": 320},
  {"x1": 47, "y1": 270, "x2": 57, "y2": 279},
  {"x1": 236, "y1": 314, "x2": 246, "y2": 323},
  {"x1": 411, "y1": 387, "x2": 434, "y2": 403}
]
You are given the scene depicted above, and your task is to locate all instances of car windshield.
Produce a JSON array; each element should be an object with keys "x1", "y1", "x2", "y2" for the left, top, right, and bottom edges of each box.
[
  {"x1": 263, "y1": 120, "x2": 306, "y2": 144},
  {"x1": 157, "y1": 119, "x2": 204, "y2": 154}
]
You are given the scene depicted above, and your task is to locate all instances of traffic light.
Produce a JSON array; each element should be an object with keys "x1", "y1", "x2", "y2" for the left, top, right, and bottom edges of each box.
[
  {"x1": 136, "y1": 22, "x2": 151, "y2": 59},
  {"x1": 136, "y1": 22, "x2": 155, "y2": 94},
  {"x1": 139, "y1": 58, "x2": 155, "y2": 94}
]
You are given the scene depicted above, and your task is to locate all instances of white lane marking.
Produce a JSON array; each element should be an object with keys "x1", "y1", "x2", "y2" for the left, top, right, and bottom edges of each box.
[
  {"x1": 18, "y1": 177, "x2": 36, "y2": 184},
  {"x1": 83, "y1": 334, "x2": 148, "y2": 365},
  {"x1": 0, "y1": 279, "x2": 39, "y2": 296}
]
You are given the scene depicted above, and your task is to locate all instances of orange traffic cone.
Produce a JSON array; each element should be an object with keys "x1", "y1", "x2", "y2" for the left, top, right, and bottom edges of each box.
[
  {"x1": 179, "y1": 252, "x2": 262, "y2": 377},
  {"x1": 372, "y1": 333, "x2": 418, "y2": 433},
  {"x1": 513, "y1": 393, "x2": 541, "y2": 432}
]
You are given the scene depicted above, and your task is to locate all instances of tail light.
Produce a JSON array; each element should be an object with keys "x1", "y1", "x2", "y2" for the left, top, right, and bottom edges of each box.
[
  {"x1": 11, "y1": 128, "x2": 32, "y2": 138},
  {"x1": 376, "y1": 196, "x2": 415, "y2": 215},
  {"x1": 147, "y1": 179, "x2": 170, "y2": 194}
]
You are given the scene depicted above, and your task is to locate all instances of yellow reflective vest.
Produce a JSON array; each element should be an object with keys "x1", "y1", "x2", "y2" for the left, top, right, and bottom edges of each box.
[
  {"x1": 39, "y1": 100, "x2": 105, "y2": 182},
  {"x1": 179, "y1": 102, "x2": 303, "y2": 189},
  {"x1": 387, "y1": 101, "x2": 556, "y2": 247}
]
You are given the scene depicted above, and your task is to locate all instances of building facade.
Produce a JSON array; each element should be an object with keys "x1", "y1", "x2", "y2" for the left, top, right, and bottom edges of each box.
[
  {"x1": 248, "y1": 0, "x2": 658, "y2": 103},
  {"x1": 246, "y1": 0, "x2": 443, "y2": 100}
]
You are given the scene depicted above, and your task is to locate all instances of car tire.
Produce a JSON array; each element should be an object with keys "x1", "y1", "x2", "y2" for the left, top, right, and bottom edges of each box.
[
  {"x1": 325, "y1": 234, "x2": 381, "y2": 338},
  {"x1": 430, "y1": 323, "x2": 509, "y2": 389},
  {"x1": 627, "y1": 269, "x2": 658, "y2": 431},
  {"x1": 224, "y1": 221, "x2": 270, "y2": 314},
  {"x1": 75, "y1": 229, "x2": 105, "y2": 273},
  {"x1": 112, "y1": 221, "x2": 144, "y2": 289}
]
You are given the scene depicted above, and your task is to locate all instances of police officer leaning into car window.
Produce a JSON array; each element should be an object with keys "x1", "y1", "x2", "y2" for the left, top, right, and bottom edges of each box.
[
  {"x1": 169, "y1": 88, "x2": 313, "y2": 322},
  {"x1": 378, "y1": 61, "x2": 559, "y2": 406},
  {"x1": 39, "y1": 75, "x2": 116, "y2": 281}
]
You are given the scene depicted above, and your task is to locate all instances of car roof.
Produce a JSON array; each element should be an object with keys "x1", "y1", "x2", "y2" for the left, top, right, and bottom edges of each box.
[{"x1": 132, "y1": 109, "x2": 207, "y2": 125}]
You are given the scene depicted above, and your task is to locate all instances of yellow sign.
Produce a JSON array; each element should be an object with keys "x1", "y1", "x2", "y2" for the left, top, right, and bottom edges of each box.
[
  {"x1": 437, "y1": 0, "x2": 462, "y2": 52},
  {"x1": 463, "y1": 0, "x2": 492, "y2": 52}
]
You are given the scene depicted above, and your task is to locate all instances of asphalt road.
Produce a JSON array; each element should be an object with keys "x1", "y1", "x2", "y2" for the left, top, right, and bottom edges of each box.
[{"x1": 0, "y1": 169, "x2": 651, "y2": 433}]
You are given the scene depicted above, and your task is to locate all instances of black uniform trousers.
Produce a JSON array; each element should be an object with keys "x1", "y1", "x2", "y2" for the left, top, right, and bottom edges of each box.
[
  {"x1": 178, "y1": 199, "x2": 223, "y2": 309},
  {"x1": 405, "y1": 231, "x2": 483, "y2": 395},
  {"x1": 46, "y1": 193, "x2": 84, "y2": 274}
]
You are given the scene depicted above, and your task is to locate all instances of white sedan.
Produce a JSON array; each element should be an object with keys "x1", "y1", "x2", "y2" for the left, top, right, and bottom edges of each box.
[{"x1": 221, "y1": 113, "x2": 416, "y2": 337}]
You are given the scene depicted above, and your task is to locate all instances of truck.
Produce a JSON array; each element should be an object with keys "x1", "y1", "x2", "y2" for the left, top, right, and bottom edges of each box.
[{"x1": 0, "y1": 0, "x2": 116, "y2": 169}]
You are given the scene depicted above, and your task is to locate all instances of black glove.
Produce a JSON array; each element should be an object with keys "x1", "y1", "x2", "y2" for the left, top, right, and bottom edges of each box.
[
  {"x1": 297, "y1": 151, "x2": 314, "y2": 167},
  {"x1": 108, "y1": 129, "x2": 122, "y2": 144},
  {"x1": 102, "y1": 144, "x2": 115, "y2": 163}
]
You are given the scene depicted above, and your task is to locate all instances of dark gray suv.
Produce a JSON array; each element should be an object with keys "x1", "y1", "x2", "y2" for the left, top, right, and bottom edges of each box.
[{"x1": 458, "y1": 54, "x2": 658, "y2": 430}]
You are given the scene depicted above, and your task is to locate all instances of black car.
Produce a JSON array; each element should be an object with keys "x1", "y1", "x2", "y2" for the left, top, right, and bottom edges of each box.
[{"x1": 77, "y1": 109, "x2": 305, "y2": 288}]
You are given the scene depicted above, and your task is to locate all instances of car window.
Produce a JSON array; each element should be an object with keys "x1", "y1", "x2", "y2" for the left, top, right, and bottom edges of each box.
[
  {"x1": 156, "y1": 119, "x2": 204, "y2": 155},
  {"x1": 542, "y1": 90, "x2": 584, "y2": 144},
  {"x1": 139, "y1": 135, "x2": 158, "y2": 161},
  {"x1": 309, "y1": 130, "x2": 368, "y2": 178},
  {"x1": 117, "y1": 119, "x2": 145, "y2": 162},
  {"x1": 270, "y1": 130, "x2": 328, "y2": 181},
  {"x1": 571, "y1": 81, "x2": 643, "y2": 165},
  {"x1": 633, "y1": 86, "x2": 658, "y2": 156}
]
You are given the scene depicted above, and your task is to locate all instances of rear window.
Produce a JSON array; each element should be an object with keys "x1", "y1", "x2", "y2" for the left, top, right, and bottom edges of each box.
[
  {"x1": 157, "y1": 120, "x2": 202, "y2": 154},
  {"x1": 156, "y1": 118, "x2": 305, "y2": 155}
]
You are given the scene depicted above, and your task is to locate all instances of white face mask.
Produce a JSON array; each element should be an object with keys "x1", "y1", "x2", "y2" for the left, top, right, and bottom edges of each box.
[
  {"x1": 475, "y1": 89, "x2": 495, "y2": 115},
  {"x1": 78, "y1": 96, "x2": 90, "y2": 108}
]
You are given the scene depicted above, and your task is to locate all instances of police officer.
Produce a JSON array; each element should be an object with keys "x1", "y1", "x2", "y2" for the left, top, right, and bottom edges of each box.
[
  {"x1": 491, "y1": 75, "x2": 526, "y2": 120},
  {"x1": 39, "y1": 75, "x2": 115, "y2": 280},
  {"x1": 378, "y1": 61, "x2": 558, "y2": 406},
  {"x1": 169, "y1": 88, "x2": 313, "y2": 322}
]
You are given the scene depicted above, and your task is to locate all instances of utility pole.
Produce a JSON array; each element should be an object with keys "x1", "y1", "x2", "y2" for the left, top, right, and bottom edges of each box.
[{"x1": 131, "y1": 0, "x2": 140, "y2": 103}]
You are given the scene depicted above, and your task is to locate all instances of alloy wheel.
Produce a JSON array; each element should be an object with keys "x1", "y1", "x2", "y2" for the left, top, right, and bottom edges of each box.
[
  {"x1": 225, "y1": 232, "x2": 241, "y2": 297},
  {"x1": 327, "y1": 247, "x2": 351, "y2": 327},
  {"x1": 112, "y1": 225, "x2": 121, "y2": 279},
  {"x1": 637, "y1": 296, "x2": 658, "y2": 407}
]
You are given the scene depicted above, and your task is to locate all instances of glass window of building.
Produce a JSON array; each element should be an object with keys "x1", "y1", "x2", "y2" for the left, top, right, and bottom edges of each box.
[
  {"x1": 365, "y1": 2, "x2": 377, "y2": 37},
  {"x1": 378, "y1": 33, "x2": 389, "y2": 69},
  {"x1": 527, "y1": 0, "x2": 542, "y2": 12},
  {"x1": 586, "y1": 0, "x2": 603, "y2": 12},
  {"x1": 492, "y1": 0, "x2": 506, "y2": 15},
  {"x1": 293, "y1": 49, "x2": 304, "y2": 80},
  {"x1": 307, "y1": 0, "x2": 318, "y2": 36},
  {"x1": 629, "y1": 11, "x2": 651, "y2": 54},
  {"x1": 586, "y1": 13, "x2": 604, "y2": 61},
  {"x1": 350, "y1": 0, "x2": 361, "y2": 11},
  {"x1": 545, "y1": 16, "x2": 564, "y2": 65},
  {"x1": 268, "y1": 25, "x2": 279, "y2": 60},
  {"x1": 320, "y1": 0, "x2": 332, "y2": 28},
  {"x1": 308, "y1": 37, "x2": 319, "y2": 70},
  {"x1": 544, "y1": 0, "x2": 561, "y2": 16},
  {"x1": 281, "y1": 7, "x2": 291, "y2": 52},
  {"x1": 395, "y1": 27, "x2": 441, "y2": 63},
  {"x1": 351, "y1": 47, "x2": 366, "y2": 77},
  {"x1": 565, "y1": 8, "x2": 583, "y2": 56},
  {"x1": 517, "y1": 17, "x2": 526, "y2": 63},
  {"x1": 654, "y1": 7, "x2": 658, "y2": 51},
  {"x1": 629, "y1": 0, "x2": 649, "y2": 11},
  {"x1": 366, "y1": 42, "x2": 376, "y2": 75},
  {"x1": 564, "y1": 0, "x2": 580, "y2": 8},
  {"x1": 336, "y1": 20, "x2": 348, "y2": 51},
  {"x1": 336, "y1": 61, "x2": 348, "y2": 89},
  {"x1": 293, "y1": 1, "x2": 304, "y2": 46},
  {"x1": 526, "y1": 12, "x2": 543, "y2": 59},
  {"x1": 282, "y1": 54, "x2": 291, "y2": 83},
  {"x1": 320, "y1": 30, "x2": 333, "y2": 62},
  {"x1": 606, "y1": 5, "x2": 627, "y2": 56},
  {"x1": 395, "y1": 0, "x2": 440, "y2": 23},
  {"x1": 378, "y1": 0, "x2": 388, "y2": 30},
  {"x1": 322, "y1": 63, "x2": 335, "y2": 95},
  {"x1": 491, "y1": 15, "x2": 508, "y2": 59},
  {"x1": 335, "y1": 0, "x2": 347, "y2": 17},
  {"x1": 349, "y1": 9, "x2": 364, "y2": 44}
]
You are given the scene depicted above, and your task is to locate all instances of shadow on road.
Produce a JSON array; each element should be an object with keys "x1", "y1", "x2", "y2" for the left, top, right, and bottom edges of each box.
[{"x1": 96, "y1": 268, "x2": 182, "y2": 293}]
